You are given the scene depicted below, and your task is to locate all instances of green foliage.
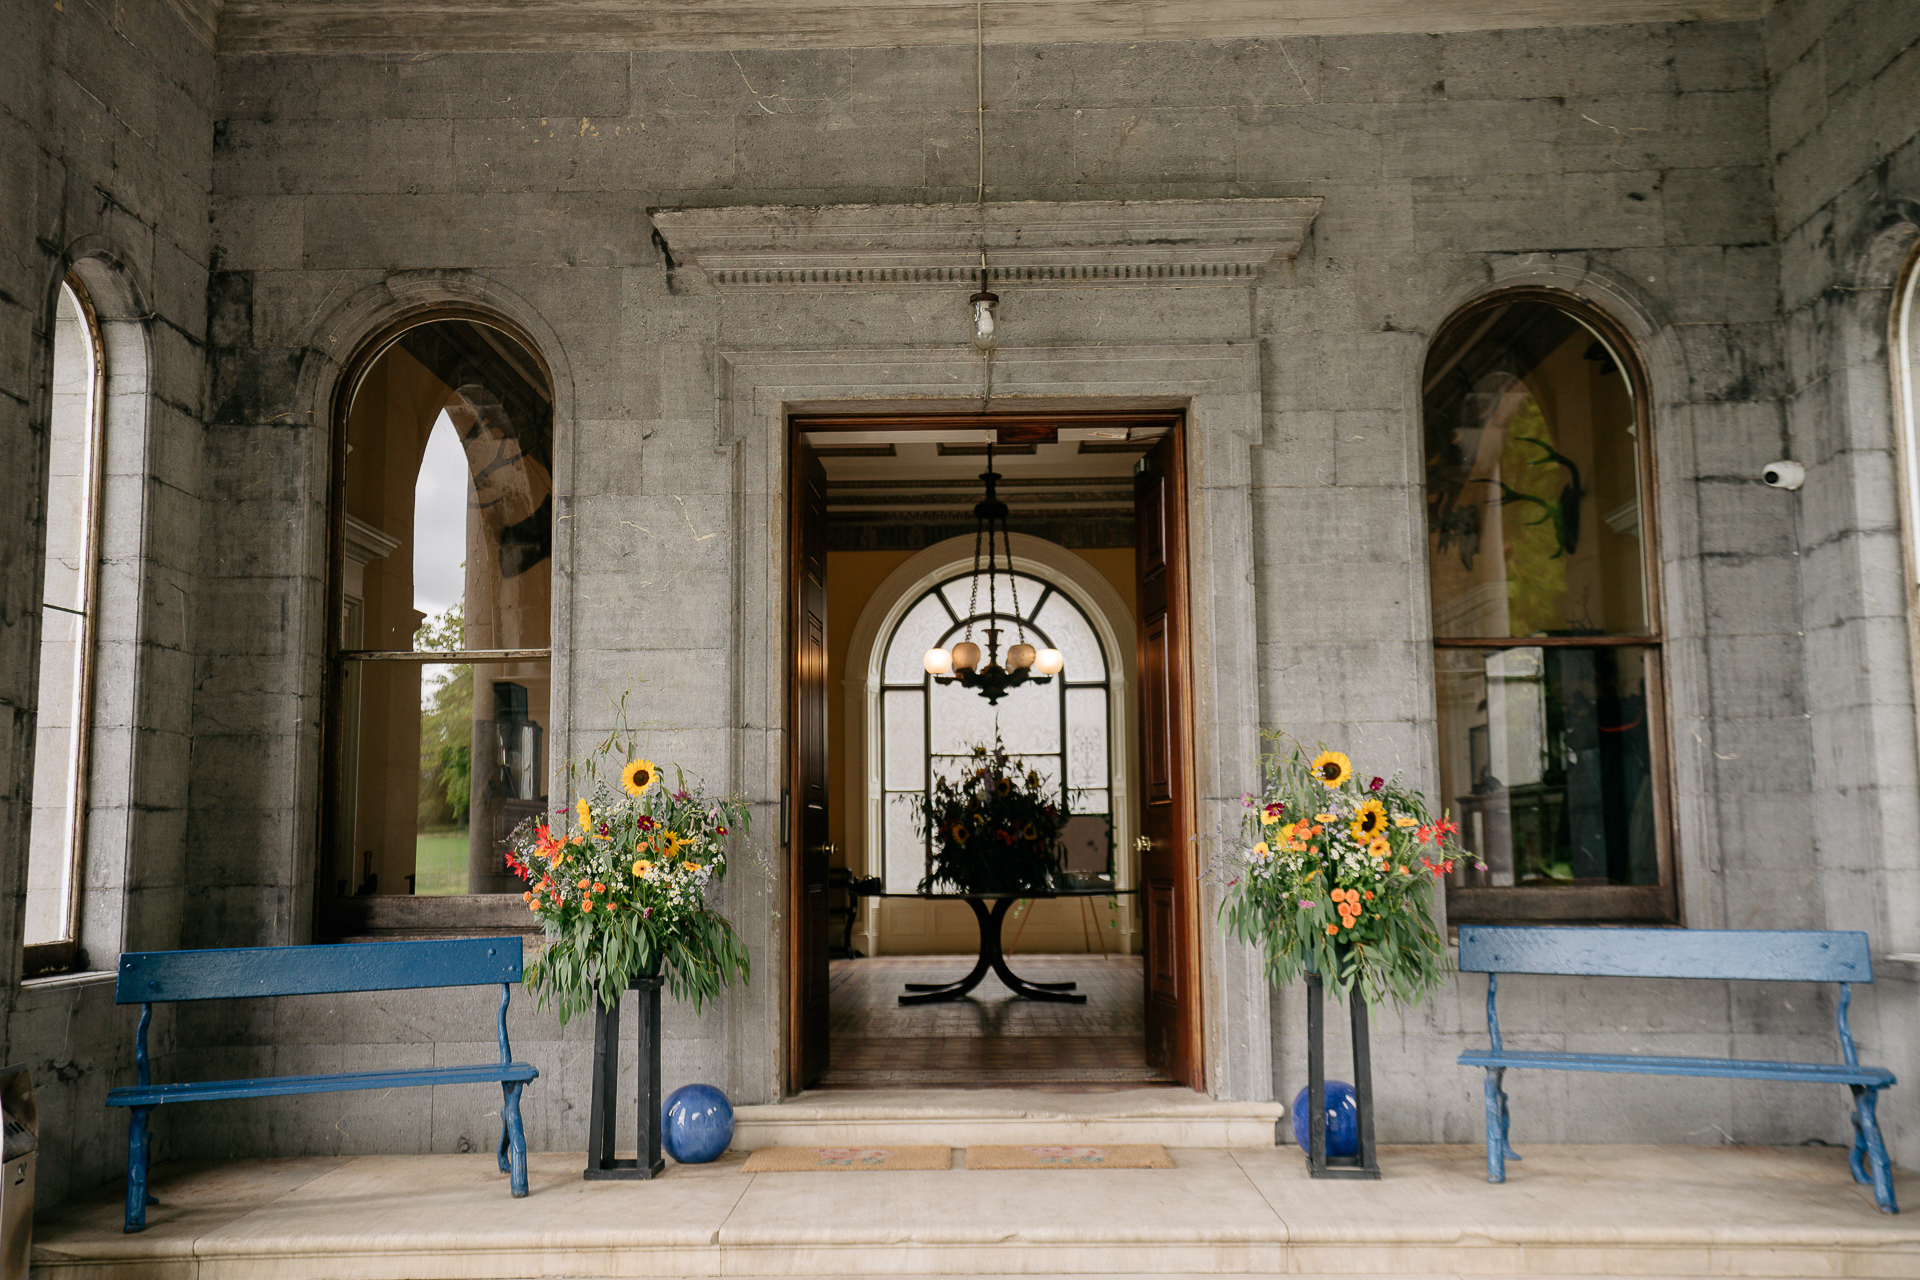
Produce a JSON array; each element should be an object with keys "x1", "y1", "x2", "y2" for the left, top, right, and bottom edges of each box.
[
  {"x1": 510, "y1": 706, "x2": 754, "y2": 1024},
  {"x1": 1216, "y1": 732, "x2": 1478, "y2": 1010},
  {"x1": 915, "y1": 741, "x2": 1069, "y2": 895},
  {"x1": 415, "y1": 602, "x2": 472, "y2": 827}
]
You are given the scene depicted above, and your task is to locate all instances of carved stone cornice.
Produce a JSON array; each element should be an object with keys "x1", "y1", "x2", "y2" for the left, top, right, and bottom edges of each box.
[{"x1": 649, "y1": 199, "x2": 1320, "y2": 291}]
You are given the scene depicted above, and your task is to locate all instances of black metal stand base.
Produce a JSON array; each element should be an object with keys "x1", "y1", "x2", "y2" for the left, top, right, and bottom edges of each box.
[
  {"x1": 1304, "y1": 970, "x2": 1381, "y2": 1179},
  {"x1": 899, "y1": 896, "x2": 1086, "y2": 1004},
  {"x1": 584, "y1": 974, "x2": 665, "y2": 1180}
]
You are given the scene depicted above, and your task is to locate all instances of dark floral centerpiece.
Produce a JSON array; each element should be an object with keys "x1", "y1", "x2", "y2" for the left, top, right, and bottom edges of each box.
[
  {"x1": 1217, "y1": 733, "x2": 1481, "y2": 1008},
  {"x1": 508, "y1": 732, "x2": 752, "y2": 1024},
  {"x1": 916, "y1": 741, "x2": 1071, "y2": 895}
]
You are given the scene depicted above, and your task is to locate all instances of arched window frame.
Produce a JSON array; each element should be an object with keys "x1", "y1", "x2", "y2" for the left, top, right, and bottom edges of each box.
[
  {"x1": 1422, "y1": 287, "x2": 1677, "y2": 925},
  {"x1": 23, "y1": 273, "x2": 108, "y2": 976},
  {"x1": 876, "y1": 570, "x2": 1115, "y2": 892},
  {"x1": 319, "y1": 306, "x2": 557, "y2": 936}
]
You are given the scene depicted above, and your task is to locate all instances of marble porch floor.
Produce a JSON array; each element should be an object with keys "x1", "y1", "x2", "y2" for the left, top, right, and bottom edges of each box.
[
  {"x1": 32, "y1": 1143, "x2": 1916, "y2": 1280},
  {"x1": 824, "y1": 954, "x2": 1175, "y2": 1090}
]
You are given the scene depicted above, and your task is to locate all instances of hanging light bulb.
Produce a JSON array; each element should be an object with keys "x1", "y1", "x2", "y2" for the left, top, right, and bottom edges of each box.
[
  {"x1": 1034, "y1": 648, "x2": 1064, "y2": 675},
  {"x1": 970, "y1": 288, "x2": 999, "y2": 349},
  {"x1": 951, "y1": 640, "x2": 982, "y2": 672},
  {"x1": 923, "y1": 648, "x2": 952, "y2": 675},
  {"x1": 1007, "y1": 642, "x2": 1036, "y2": 671}
]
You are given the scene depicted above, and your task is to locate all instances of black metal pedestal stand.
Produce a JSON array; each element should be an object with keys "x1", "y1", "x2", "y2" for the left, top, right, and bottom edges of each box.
[
  {"x1": 584, "y1": 974, "x2": 665, "y2": 1180},
  {"x1": 1304, "y1": 970, "x2": 1380, "y2": 1179}
]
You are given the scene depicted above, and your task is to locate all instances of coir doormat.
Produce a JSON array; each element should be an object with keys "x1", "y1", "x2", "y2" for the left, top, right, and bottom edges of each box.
[
  {"x1": 741, "y1": 1146, "x2": 952, "y2": 1171},
  {"x1": 964, "y1": 1144, "x2": 1174, "y2": 1169}
]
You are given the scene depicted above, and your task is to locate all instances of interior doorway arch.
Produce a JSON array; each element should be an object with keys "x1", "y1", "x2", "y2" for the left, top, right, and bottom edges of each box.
[{"x1": 839, "y1": 533, "x2": 1141, "y2": 958}]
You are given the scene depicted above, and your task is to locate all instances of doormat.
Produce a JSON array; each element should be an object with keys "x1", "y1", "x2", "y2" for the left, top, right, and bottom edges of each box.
[
  {"x1": 964, "y1": 1144, "x2": 1174, "y2": 1169},
  {"x1": 741, "y1": 1146, "x2": 952, "y2": 1172}
]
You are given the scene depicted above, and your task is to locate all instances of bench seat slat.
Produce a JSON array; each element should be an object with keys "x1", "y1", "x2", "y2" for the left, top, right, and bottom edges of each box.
[
  {"x1": 116, "y1": 938, "x2": 523, "y2": 1003},
  {"x1": 1459, "y1": 1048, "x2": 1894, "y2": 1086},
  {"x1": 107, "y1": 1061, "x2": 538, "y2": 1107},
  {"x1": 1456, "y1": 926, "x2": 1872, "y2": 983}
]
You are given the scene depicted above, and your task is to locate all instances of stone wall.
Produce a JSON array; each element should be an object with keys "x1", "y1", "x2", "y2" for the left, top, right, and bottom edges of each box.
[
  {"x1": 0, "y1": 0, "x2": 213, "y2": 1206},
  {"x1": 1764, "y1": 0, "x2": 1920, "y2": 1164}
]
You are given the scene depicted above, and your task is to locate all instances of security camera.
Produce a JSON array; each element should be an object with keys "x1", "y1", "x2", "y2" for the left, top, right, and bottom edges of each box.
[{"x1": 1762, "y1": 461, "x2": 1805, "y2": 490}]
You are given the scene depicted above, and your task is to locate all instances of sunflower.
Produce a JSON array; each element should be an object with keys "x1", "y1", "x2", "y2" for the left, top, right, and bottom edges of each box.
[
  {"x1": 631, "y1": 859, "x2": 653, "y2": 877},
  {"x1": 995, "y1": 776, "x2": 1012, "y2": 796},
  {"x1": 949, "y1": 822, "x2": 971, "y2": 845},
  {"x1": 1367, "y1": 834, "x2": 1391, "y2": 861},
  {"x1": 621, "y1": 758, "x2": 658, "y2": 797},
  {"x1": 1020, "y1": 822, "x2": 1039, "y2": 841},
  {"x1": 1349, "y1": 799, "x2": 1388, "y2": 844},
  {"x1": 576, "y1": 797, "x2": 593, "y2": 832},
  {"x1": 1310, "y1": 751, "x2": 1352, "y2": 788}
]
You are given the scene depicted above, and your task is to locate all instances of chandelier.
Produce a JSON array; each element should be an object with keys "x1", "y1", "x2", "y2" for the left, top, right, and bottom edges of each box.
[{"x1": 922, "y1": 441, "x2": 1063, "y2": 703}]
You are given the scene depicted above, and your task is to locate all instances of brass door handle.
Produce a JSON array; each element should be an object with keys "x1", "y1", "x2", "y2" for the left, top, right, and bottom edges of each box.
[{"x1": 1134, "y1": 836, "x2": 1152, "y2": 852}]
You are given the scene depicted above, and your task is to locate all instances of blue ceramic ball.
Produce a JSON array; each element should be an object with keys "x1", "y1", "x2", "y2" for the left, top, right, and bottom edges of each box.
[
  {"x1": 661, "y1": 1083, "x2": 734, "y2": 1164},
  {"x1": 1289, "y1": 1081, "x2": 1360, "y2": 1158}
]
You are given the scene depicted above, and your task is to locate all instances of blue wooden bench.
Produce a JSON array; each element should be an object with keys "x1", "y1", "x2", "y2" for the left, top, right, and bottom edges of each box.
[
  {"x1": 107, "y1": 938, "x2": 539, "y2": 1232},
  {"x1": 1458, "y1": 925, "x2": 1898, "y2": 1213}
]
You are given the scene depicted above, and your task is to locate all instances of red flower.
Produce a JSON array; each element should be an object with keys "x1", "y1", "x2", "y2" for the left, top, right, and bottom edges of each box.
[{"x1": 1369, "y1": 776, "x2": 1385, "y2": 792}]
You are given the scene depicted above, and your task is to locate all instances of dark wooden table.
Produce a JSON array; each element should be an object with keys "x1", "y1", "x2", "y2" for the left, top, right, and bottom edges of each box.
[{"x1": 881, "y1": 888, "x2": 1130, "y2": 1005}]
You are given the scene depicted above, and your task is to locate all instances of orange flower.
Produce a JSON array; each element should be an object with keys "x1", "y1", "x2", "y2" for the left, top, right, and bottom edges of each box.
[
  {"x1": 582, "y1": 898, "x2": 595, "y2": 912},
  {"x1": 522, "y1": 891, "x2": 533, "y2": 903},
  {"x1": 528, "y1": 900, "x2": 540, "y2": 913},
  {"x1": 593, "y1": 882, "x2": 606, "y2": 894},
  {"x1": 1325, "y1": 923, "x2": 1339, "y2": 935},
  {"x1": 1362, "y1": 890, "x2": 1374, "y2": 900},
  {"x1": 577, "y1": 877, "x2": 591, "y2": 890}
]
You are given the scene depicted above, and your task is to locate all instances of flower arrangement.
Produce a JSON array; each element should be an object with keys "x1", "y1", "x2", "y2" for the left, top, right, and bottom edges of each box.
[
  {"x1": 916, "y1": 741, "x2": 1070, "y2": 895},
  {"x1": 1216, "y1": 733, "x2": 1480, "y2": 1008},
  {"x1": 508, "y1": 738, "x2": 752, "y2": 1024}
]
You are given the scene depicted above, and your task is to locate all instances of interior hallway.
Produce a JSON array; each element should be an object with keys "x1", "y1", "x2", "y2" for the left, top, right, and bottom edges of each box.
[{"x1": 823, "y1": 954, "x2": 1173, "y2": 1091}]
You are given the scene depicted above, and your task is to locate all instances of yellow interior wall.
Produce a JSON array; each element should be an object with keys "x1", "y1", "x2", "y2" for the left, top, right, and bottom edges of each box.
[{"x1": 823, "y1": 544, "x2": 1140, "y2": 956}]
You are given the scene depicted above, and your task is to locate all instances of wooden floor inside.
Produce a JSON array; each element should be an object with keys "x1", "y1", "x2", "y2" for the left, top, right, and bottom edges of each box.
[{"x1": 822, "y1": 953, "x2": 1176, "y2": 1091}]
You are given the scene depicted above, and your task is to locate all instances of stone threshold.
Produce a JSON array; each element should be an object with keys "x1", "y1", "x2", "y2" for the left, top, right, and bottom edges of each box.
[
  {"x1": 31, "y1": 1144, "x2": 1914, "y2": 1280},
  {"x1": 733, "y1": 1086, "x2": 1285, "y2": 1148}
]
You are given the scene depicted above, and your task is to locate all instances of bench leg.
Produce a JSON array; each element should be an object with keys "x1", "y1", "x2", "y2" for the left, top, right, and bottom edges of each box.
[
  {"x1": 1849, "y1": 1084, "x2": 1899, "y2": 1214},
  {"x1": 500, "y1": 1080, "x2": 530, "y2": 1198},
  {"x1": 123, "y1": 1107, "x2": 153, "y2": 1233},
  {"x1": 1482, "y1": 1067, "x2": 1519, "y2": 1183}
]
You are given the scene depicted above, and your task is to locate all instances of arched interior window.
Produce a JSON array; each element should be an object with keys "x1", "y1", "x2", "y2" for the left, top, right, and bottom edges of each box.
[
  {"x1": 25, "y1": 276, "x2": 105, "y2": 966},
  {"x1": 330, "y1": 318, "x2": 552, "y2": 905},
  {"x1": 1423, "y1": 294, "x2": 1673, "y2": 922},
  {"x1": 877, "y1": 571, "x2": 1112, "y2": 892}
]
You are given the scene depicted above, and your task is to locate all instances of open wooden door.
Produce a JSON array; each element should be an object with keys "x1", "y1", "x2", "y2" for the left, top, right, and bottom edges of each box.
[
  {"x1": 1136, "y1": 427, "x2": 1202, "y2": 1089},
  {"x1": 789, "y1": 434, "x2": 831, "y2": 1091}
]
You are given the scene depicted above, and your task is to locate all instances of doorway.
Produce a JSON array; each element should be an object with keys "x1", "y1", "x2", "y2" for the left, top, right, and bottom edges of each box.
[{"x1": 786, "y1": 412, "x2": 1202, "y2": 1093}]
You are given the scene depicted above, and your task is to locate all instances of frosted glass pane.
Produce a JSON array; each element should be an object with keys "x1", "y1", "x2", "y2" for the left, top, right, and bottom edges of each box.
[
  {"x1": 1035, "y1": 595, "x2": 1105, "y2": 680},
  {"x1": 883, "y1": 593, "x2": 955, "y2": 683},
  {"x1": 1070, "y1": 787, "x2": 1110, "y2": 816},
  {"x1": 942, "y1": 572, "x2": 1046, "y2": 624},
  {"x1": 991, "y1": 679, "x2": 1061, "y2": 754},
  {"x1": 1004, "y1": 754, "x2": 1063, "y2": 798},
  {"x1": 884, "y1": 791, "x2": 926, "y2": 892},
  {"x1": 1066, "y1": 686, "x2": 1108, "y2": 788},
  {"x1": 883, "y1": 690, "x2": 925, "y2": 789},
  {"x1": 929, "y1": 677, "x2": 1006, "y2": 754}
]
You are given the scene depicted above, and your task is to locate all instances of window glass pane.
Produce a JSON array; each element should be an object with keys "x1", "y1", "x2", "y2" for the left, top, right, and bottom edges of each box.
[
  {"x1": 883, "y1": 593, "x2": 953, "y2": 684},
  {"x1": 1424, "y1": 303, "x2": 1647, "y2": 639},
  {"x1": 26, "y1": 281, "x2": 98, "y2": 948},
  {"x1": 883, "y1": 791, "x2": 924, "y2": 892},
  {"x1": 1034, "y1": 594, "x2": 1106, "y2": 680},
  {"x1": 988, "y1": 676, "x2": 1061, "y2": 755},
  {"x1": 1066, "y1": 686, "x2": 1108, "y2": 789},
  {"x1": 336, "y1": 319, "x2": 554, "y2": 896},
  {"x1": 1435, "y1": 644, "x2": 1658, "y2": 888},
  {"x1": 883, "y1": 689, "x2": 925, "y2": 789},
  {"x1": 929, "y1": 672, "x2": 1008, "y2": 754},
  {"x1": 1070, "y1": 787, "x2": 1110, "y2": 817},
  {"x1": 942, "y1": 571, "x2": 1045, "y2": 624}
]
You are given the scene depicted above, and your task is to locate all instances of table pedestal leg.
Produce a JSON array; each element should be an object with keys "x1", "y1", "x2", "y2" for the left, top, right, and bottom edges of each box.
[{"x1": 899, "y1": 897, "x2": 1087, "y2": 1004}]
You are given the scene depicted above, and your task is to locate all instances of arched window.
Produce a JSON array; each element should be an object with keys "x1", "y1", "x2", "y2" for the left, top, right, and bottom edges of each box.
[
  {"x1": 1423, "y1": 293, "x2": 1673, "y2": 922},
  {"x1": 877, "y1": 571, "x2": 1112, "y2": 891},
  {"x1": 327, "y1": 317, "x2": 553, "y2": 917},
  {"x1": 25, "y1": 276, "x2": 106, "y2": 971}
]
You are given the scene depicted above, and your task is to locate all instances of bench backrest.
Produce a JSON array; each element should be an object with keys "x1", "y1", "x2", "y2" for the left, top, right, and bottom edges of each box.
[
  {"x1": 115, "y1": 938, "x2": 523, "y2": 1004},
  {"x1": 1457, "y1": 926, "x2": 1872, "y2": 984}
]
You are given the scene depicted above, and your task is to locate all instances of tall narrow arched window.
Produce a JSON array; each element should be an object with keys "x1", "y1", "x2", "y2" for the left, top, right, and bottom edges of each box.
[
  {"x1": 1423, "y1": 293, "x2": 1674, "y2": 923},
  {"x1": 877, "y1": 571, "x2": 1112, "y2": 892},
  {"x1": 25, "y1": 276, "x2": 106, "y2": 973},
  {"x1": 326, "y1": 316, "x2": 553, "y2": 923}
]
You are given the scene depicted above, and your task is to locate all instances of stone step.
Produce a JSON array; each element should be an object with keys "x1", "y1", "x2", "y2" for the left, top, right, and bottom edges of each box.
[{"x1": 732, "y1": 1087, "x2": 1286, "y2": 1149}]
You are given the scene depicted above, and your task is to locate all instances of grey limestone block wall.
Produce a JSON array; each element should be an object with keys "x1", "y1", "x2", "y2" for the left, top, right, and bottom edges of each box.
[
  {"x1": 1763, "y1": 0, "x2": 1920, "y2": 1165},
  {"x1": 0, "y1": 0, "x2": 214, "y2": 1206},
  {"x1": 180, "y1": 14, "x2": 1899, "y2": 1168}
]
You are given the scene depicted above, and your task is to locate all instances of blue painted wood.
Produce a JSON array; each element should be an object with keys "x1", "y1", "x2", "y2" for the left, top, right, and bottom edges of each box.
[
  {"x1": 1458, "y1": 1049, "x2": 1895, "y2": 1086},
  {"x1": 115, "y1": 937, "x2": 522, "y2": 1003},
  {"x1": 108, "y1": 1062, "x2": 539, "y2": 1107},
  {"x1": 1456, "y1": 924, "x2": 1898, "y2": 1213},
  {"x1": 1456, "y1": 925, "x2": 1872, "y2": 982}
]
